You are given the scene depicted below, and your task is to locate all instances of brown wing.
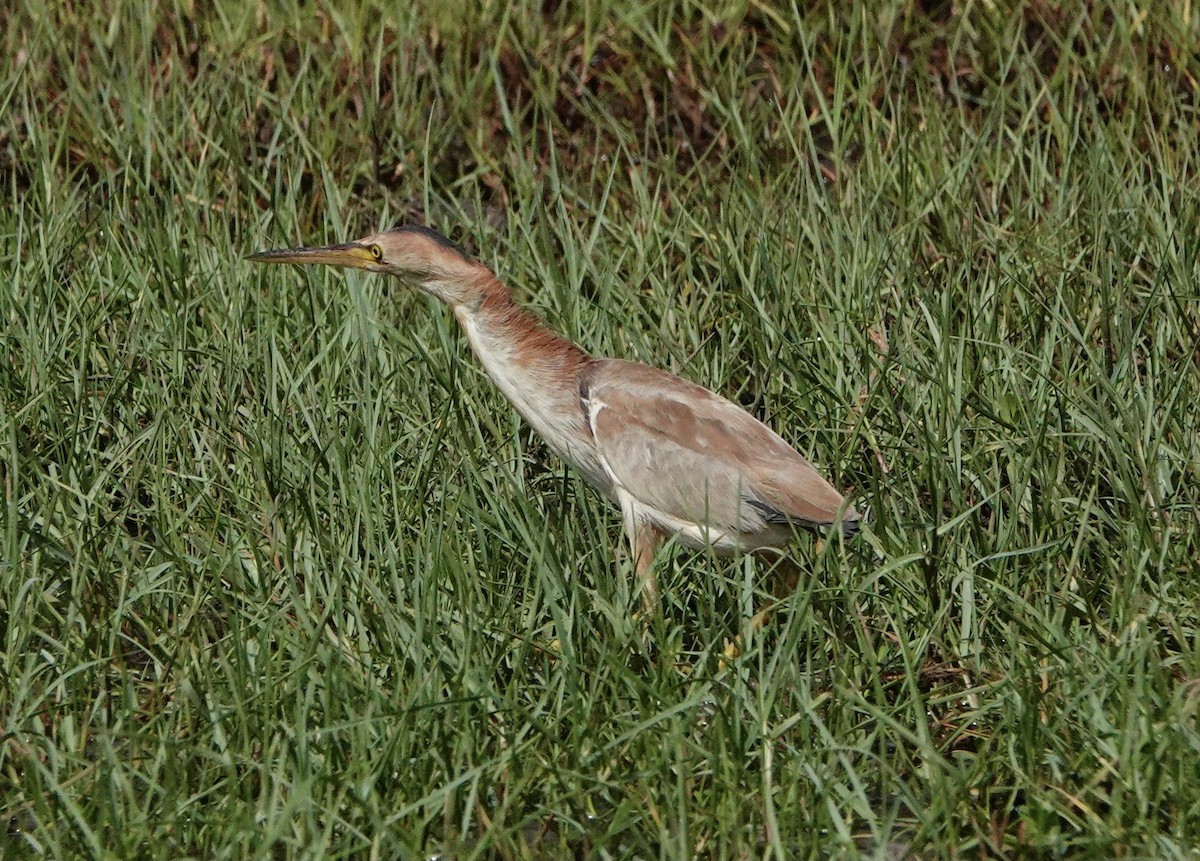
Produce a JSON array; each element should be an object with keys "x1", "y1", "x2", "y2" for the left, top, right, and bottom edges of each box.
[{"x1": 582, "y1": 359, "x2": 859, "y2": 537}]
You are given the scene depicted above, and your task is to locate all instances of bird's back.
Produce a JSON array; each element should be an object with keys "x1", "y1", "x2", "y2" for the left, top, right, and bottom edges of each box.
[{"x1": 580, "y1": 359, "x2": 859, "y2": 551}]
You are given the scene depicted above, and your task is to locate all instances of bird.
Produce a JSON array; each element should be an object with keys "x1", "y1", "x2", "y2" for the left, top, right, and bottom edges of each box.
[{"x1": 249, "y1": 225, "x2": 860, "y2": 612}]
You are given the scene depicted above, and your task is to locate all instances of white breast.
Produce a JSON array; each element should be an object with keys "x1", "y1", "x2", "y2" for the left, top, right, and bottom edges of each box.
[{"x1": 455, "y1": 311, "x2": 613, "y2": 495}]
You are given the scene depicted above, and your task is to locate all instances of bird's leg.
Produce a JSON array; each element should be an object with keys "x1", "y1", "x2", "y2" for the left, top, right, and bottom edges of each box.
[
  {"x1": 617, "y1": 492, "x2": 662, "y2": 617},
  {"x1": 632, "y1": 521, "x2": 663, "y2": 616},
  {"x1": 722, "y1": 553, "x2": 805, "y2": 664},
  {"x1": 749, "y1": 553, "x2": 803, "y2": 631}
]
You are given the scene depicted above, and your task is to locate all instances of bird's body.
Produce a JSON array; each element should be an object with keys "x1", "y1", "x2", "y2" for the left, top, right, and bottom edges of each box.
[{"x1": 250, "y1": 226, "x2": 859, "y2": 608}]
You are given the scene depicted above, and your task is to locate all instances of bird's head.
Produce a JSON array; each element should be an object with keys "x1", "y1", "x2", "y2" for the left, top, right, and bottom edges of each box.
[{"x1": 248, "y1": 225, "x2": 489, "y2": 307}]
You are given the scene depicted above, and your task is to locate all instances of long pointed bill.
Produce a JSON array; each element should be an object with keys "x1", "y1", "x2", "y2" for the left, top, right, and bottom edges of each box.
[{"x1": 246, "y1": 243, "x2": 375, "y2": 269}]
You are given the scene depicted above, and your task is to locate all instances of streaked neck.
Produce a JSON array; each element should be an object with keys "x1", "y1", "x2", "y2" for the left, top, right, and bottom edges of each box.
[
  {"x1": 453, "y1": 276, "x2": 591, "y2": 382},
  {"x1": 449, "y1": 274, "x2": 611, "y2": 494}
]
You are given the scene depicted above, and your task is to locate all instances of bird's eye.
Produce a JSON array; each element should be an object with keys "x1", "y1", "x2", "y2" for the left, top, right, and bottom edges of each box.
[{"x1": 370, "y1": 244, "x2": 383, "y2": 261}]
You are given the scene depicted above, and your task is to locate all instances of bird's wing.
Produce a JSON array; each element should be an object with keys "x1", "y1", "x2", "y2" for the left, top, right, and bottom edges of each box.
[{"x1": 580, "y1": 359, "x2": 857, "y2": 537}]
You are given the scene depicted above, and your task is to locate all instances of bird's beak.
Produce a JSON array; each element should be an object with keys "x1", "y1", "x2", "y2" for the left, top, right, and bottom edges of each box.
[{"x1": 246, "y1": 243, "x2": 376, "y2": 269}]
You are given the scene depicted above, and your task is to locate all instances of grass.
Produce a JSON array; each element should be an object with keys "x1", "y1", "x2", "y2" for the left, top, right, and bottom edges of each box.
[{"x1": 2, "y1": 0, "x2": 1199, "y2": 858}]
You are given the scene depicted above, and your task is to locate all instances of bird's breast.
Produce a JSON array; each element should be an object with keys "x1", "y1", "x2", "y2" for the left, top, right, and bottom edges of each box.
[{"x1": 455, "y1": 310, "x2": 613, "y2": 495}]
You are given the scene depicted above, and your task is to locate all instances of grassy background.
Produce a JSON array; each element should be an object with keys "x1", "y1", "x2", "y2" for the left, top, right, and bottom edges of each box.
[{"x1": 3, "y1": 1, "x2": 1199, "y2": 858}]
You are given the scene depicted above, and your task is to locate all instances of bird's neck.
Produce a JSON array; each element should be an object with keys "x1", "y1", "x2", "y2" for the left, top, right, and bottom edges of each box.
[
  {"x1": 453, "y1": 275, "x2": 591, "y2": 374},
  {"x1": 452, "y1": 275, "x2": 593, "y2": 435},
  {"x1": 447, "y1": 273, "x2": 614, "y2": 495}
]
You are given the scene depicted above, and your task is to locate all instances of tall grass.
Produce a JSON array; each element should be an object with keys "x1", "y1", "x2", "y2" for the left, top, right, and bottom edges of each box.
[{"x1": 2, "y1": 1, "x2": 1198, "y2": 858}]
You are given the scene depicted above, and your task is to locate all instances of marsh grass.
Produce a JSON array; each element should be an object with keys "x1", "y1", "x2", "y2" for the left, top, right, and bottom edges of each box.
[{"x1": 2, "y1": 1, "x2": 1199, "y2": 858}]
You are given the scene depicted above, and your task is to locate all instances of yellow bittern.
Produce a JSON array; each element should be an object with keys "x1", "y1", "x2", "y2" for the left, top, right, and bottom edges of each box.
[{"x1": 249, "y1": 226, "x2": 860, "y2": 609}]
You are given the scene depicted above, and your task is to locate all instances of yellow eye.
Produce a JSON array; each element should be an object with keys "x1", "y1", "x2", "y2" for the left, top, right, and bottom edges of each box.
[{"x1": 370, "y1": 244, "x2": 383, "y2": 262}]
